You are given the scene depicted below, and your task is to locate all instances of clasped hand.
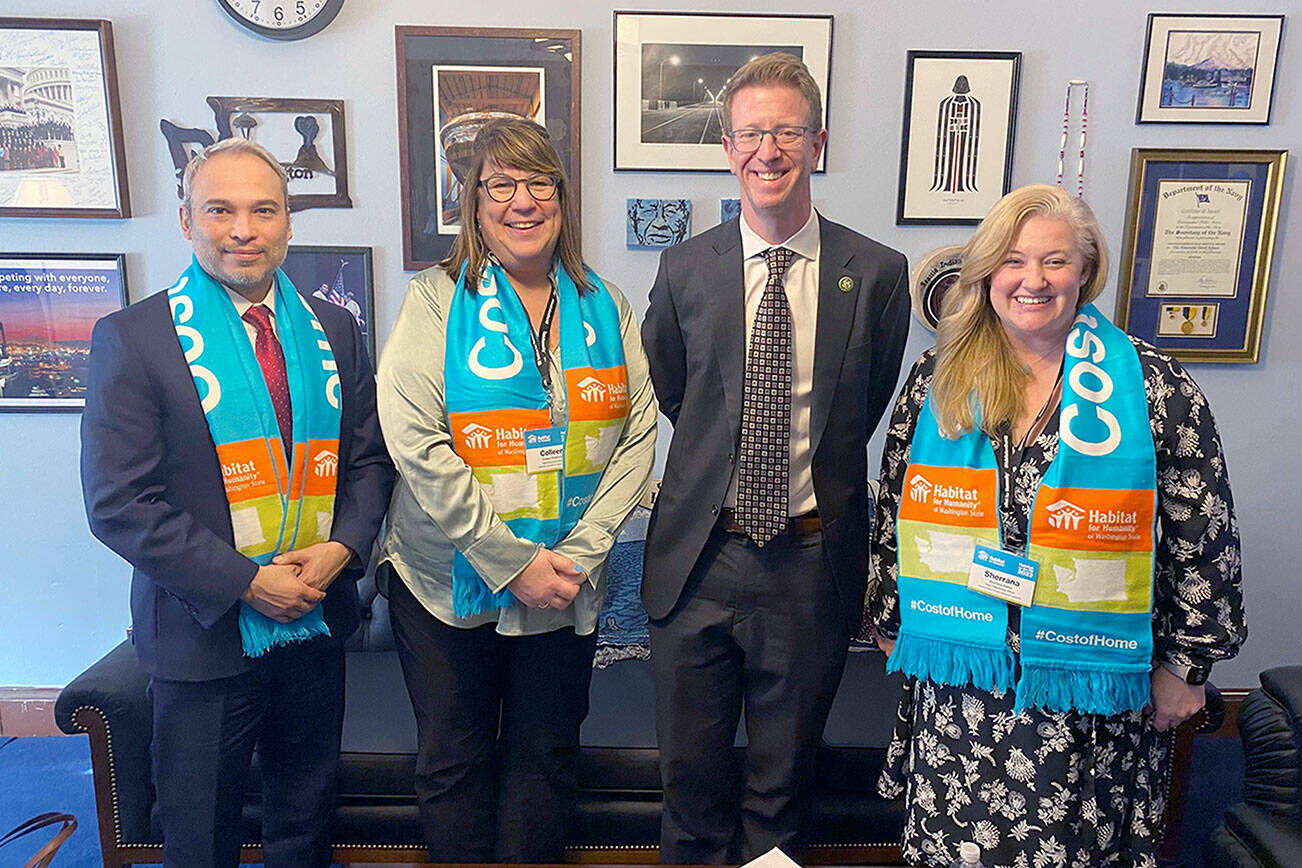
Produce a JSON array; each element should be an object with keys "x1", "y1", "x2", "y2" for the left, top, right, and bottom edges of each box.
[
  {"x1": 241, "y1": 541, "x2": 354, "y2": 623},
  {"x1": 507, "y1": 547, "x2": 585, "y2": 609}
]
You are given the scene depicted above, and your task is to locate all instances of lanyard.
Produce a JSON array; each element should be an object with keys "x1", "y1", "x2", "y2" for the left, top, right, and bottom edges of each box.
[
  {"x1": 528, "y1": 288, "x2": 558, "y2": 396},
  {"x1": 1057, "y1": 80, "x2": 1089, "y2": 198}
]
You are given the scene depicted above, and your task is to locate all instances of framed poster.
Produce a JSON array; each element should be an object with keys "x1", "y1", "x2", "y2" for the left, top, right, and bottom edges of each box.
[
  {"x1": 1116, "y1": 148, "x2": 1287, "y2": 363},
  {"x1": 1136, "y1": 13, "x2": 1285, "y2": 124},
  {"x1": 282, "y1": 245, "x2": 375, "y2": 361},
  {"x1": 396, "y1": 25, "x2": 581, "y2": 271},
  {"x1": 206, "y1": 96, "x2": 351, "y2": 212},
  {"x1": 896, "y1": 50, "x2": 1021, "y2": 225},
  {"x1": 613, "y1": 11, "x2": 832, "y2": 172},
  {"x1": 0, "y1": 252, "x2": 127, "y2": 410},
  {"x1": 0, "y1": 18, "x2": 130, "y2": 218}
]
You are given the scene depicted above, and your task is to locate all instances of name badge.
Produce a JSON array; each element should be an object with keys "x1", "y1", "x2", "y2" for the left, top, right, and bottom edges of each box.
[
  {"x1": 524, "y1": 427, "x2": 565, "y2": 474},
  {"x1": 967, "y1": 544, "x2": 1039, "y2": 607}
]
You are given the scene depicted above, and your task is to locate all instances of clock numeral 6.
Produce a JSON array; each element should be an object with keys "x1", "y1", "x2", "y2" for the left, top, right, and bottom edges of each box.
[{"x1": 274, "y1": 5, "x2": 284, "y2": 21}]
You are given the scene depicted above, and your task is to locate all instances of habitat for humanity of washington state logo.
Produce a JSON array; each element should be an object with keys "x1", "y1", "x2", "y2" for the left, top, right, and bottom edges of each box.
[
  {"x1": 461, "y1": 422, "x2": 493, "y2": 449},
  {"x1": 312, "y1": 448, "x2": 338, "y2": 478},
  {"x1": 1044, "y1": 499, "x2": 1085, "y2": 530},
  {"x1": 908, "y1": 473, "x2": 933, "y2": 503},
  {"x1": 576, "y1": 376, "x2": 607, "y2": 403}
]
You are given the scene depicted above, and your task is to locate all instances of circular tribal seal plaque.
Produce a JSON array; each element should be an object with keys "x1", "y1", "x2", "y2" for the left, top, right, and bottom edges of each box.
[{"x1": 909, "y1": 244, "x2": 964, "y2": 330}]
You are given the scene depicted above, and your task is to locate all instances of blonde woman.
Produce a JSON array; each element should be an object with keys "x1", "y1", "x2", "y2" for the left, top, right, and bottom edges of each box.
[{"x1": 867, "y1": 185, "x2": 1244, "y2": 867}]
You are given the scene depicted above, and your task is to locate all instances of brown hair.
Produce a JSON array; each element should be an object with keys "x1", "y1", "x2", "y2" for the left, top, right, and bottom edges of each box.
[
  {"x1": 931, "y1": 184, "x2": 1111, "y2": 437},
  {"x1": 439, "y1": 118, "x2": 589, "y2": 292},
  {"x1": 182, "y1": 137, "x2": 288, "y2": 215},
  {"x1": 722, "y1": 51, "x2": 824, "y2": 132}
]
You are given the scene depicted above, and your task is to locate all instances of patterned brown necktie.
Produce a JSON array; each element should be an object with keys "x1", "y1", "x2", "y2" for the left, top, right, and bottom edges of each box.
[{"x1": 736, "y1": 246, "x2": 794, "y2": 546}]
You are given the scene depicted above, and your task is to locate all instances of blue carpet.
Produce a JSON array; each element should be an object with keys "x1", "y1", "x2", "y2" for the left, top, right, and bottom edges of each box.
[{"x1": 0, "y1": 736, "x2": 99, "y2": 868}]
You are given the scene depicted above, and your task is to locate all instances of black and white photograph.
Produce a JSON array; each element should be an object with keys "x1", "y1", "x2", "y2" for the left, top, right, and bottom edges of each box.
[
  {"x1": 614, "y1": 12, "x2": 832, "y2": 172},
  {"x1": 896, "y1": 50, "x2": 1020, "y2": 225},
  {"x1": 281, "y1": 245, "x2": 375, "y2": 361},
  {"x1": 0, "y1": 18, "x2": 129, "y2": 218}
]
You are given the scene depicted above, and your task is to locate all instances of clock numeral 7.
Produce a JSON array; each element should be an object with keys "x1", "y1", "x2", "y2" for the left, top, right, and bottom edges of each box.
[{"x1": 251, "y1": 0, "x2": 260, "y2": 12}]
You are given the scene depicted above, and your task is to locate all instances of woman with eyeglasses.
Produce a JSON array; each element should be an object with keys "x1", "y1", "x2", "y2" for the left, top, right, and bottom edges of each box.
[{"x1": 376, "y1": 117, "x2": 656, "y2": 862}]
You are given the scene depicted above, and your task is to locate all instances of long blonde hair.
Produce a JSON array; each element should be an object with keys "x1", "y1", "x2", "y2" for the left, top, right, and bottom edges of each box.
[
  {"x1": 931, "y1": 184, "x2": 1110, "y2": 438},
  {"x1": 440, "y1": 117, "x2": 589, "y2": 292}
]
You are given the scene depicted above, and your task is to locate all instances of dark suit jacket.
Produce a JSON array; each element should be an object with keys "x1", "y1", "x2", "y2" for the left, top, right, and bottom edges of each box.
[
  {"x1": 641, "y1": 215, "x2": 909, "y2": 634},
  {"x1": 81, "y1": 286, "x2": 394, "y2": 682}
]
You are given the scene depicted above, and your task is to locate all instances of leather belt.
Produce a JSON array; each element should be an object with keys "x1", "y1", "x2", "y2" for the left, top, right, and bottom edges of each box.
[{"x1": 718, "y1": 507, "x2": 822, "y2": 538}]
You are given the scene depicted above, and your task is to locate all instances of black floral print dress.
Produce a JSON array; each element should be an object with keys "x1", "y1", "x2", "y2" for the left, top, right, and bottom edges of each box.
[{"x1": 866, "y1": 341, "x2": 1245, "y2": 868}]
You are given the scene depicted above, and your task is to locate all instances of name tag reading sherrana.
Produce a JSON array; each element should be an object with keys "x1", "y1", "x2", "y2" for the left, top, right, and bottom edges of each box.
[
  {"x1": 524, "y1": 427, "x2": 565, "y2": 474},
  {"x1": 967, "y1": 544, "x2": 1039, "y2": 607}
]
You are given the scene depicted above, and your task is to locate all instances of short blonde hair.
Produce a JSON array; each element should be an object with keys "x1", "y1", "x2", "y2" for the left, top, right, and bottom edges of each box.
[
  {"x1": 182, "y1": 137, "x2": 288, "y2": 215},
  {"x1": 440, "y1": 117, "x2": 589, "y2": 292},
  {"x1": 722, "y1": 52, "x2": 823, "y2": 132},
  {"x1": 931, "y1": 184, "x2": 1111, "y2": 438}
]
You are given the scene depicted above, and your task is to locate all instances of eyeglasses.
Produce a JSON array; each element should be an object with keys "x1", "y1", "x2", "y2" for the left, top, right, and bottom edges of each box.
[
  {"x1": 726, "y1": 126, "x2": 816, "y2": 152},
  {"x1": 478, "y1": 174, "x2": 559, "y2": 203}
]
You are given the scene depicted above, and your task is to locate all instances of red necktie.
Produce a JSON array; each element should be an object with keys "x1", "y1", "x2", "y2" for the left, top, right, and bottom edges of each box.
[{"x1": 241, "y1": 304, "x2": 293, "y2": 462}]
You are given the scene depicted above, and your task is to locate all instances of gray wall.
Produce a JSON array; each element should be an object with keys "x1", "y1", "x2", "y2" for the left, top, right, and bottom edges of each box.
[{"x1": 1, "y1": 0, "x2": 1296, "y2": 687}]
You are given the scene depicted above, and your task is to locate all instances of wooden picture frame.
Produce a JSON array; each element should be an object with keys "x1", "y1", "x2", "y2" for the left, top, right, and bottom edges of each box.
[
  {"x1": 396, "y1": 25, "x2": 581, "y2": 272},
  {"x1": 0, "y1": 252, "x2": 127, "y2": 410},
  {"x1": 207, "y1": 96, "x2": 352, "y2": 212},
  {"x1": 1116, "y1": 148, "x2": 1288, "y2": 363},
  {"x1": 896, "y1": 50, "x2": 1021, "y2": 225},
  {"x1": 0, "y1": 18, "x2": 130, "y2": 218}
]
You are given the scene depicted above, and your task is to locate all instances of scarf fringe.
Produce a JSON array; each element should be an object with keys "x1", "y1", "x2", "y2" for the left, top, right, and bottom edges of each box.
[
  {"x1": 452, "y1": 570, "x2": 515, "y2": 619},
  {"x1": 239, "y1": 604, "x2": 330, "y2": 658},
  {"x1": 887, "y1": 634, "x2": 1015, "y2": 694},
  {"x1": 1014, "y1": 664, "x2": 1150, "y2": 714}
]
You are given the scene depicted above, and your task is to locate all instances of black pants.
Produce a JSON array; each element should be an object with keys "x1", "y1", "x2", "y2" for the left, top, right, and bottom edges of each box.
[
  {"x1": 650, "y1": 525, "x2": 851, "y2": 864},
  {"x1": 148, "y1": 638, "x2": 345, "y2": 868},
  {"x1": 388, "y1": 575, "x2": 598, "y2": 863}
]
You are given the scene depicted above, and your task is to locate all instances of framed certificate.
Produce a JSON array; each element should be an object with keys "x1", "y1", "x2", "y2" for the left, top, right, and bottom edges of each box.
[{"x1": 1116, "y1": 148, "x2": 1287, "y2": 363}]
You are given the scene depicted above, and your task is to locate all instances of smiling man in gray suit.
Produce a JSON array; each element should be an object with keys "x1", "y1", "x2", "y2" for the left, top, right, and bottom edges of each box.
[{"x1": 641, "y1": 53, "x2": 910, "y2": 863}]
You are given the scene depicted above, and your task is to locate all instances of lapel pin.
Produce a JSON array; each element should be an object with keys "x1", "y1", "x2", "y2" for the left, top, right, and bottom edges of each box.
[{"x1": 838, "y1": 276, "x2": 854, "y2": 292}]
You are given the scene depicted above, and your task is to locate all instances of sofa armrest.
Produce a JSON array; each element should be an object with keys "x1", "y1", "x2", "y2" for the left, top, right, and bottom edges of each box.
[{"x1": 54, "y1": 639, "x2": 156, "y2": 845}]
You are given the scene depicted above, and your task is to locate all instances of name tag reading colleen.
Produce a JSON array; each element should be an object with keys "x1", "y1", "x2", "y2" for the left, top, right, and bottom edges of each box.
[
  {"x1": 967, "y1": 544, "x2": 1039, "y2": 607},
  {"x1": 524, "y1": 427, "x2": 565, "y2": 474}
]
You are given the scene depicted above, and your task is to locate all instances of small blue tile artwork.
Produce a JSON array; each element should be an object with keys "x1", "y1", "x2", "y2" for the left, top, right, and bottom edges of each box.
[
  {"x1": 626, "y1": 198, "x2": 691, "y2": 249},
  {"x1": 720, "y1": 198, "x2": 742, "y2": 223}
]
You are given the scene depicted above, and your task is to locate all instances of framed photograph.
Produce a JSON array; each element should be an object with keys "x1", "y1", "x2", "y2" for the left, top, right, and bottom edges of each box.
[
  {"x1": 282, "y1": 245, "x2": 375, "y2": 361},
  {"x1": 1116, "y1": 148, "x2": 1287, "y2": 363},
  {"x1": 0, "y1": 252, "x2": 126, "y2": 410},
  {"x1": 206, "y1": 97, "x2": 351, "y2": 212},
  {"x1": 896, "y1": 50, "x2": 1021, "y2": 225},
  {"x1": 396, "y1": 25, "x2": 581, "y2": 271},
  {"x1": 0, "y1": 18, "x2": 130, "y2": 218},
  {"x1": 1136, "y1": 14, "x2": 1285, "y2": 124},
  {"x1": 626, "y1": 198, "x2": 691, "y2": 249},
  {"x1": 613, "y1": 11, "x2": 833, "y2": 172}
]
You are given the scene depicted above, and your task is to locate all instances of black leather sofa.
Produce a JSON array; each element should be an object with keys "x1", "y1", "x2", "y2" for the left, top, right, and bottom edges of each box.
[
  {"x1": 1205, "y1": 665, "x2": 1302, "y2": 867},
  {"x1": 55, "y1": 540, "x2": 911, "y2": 866}
]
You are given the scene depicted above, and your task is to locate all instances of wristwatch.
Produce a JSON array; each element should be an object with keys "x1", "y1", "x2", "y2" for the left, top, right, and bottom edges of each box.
[{"x1": 1161, "y1": 661, "x2": 1211, "y2": 685}]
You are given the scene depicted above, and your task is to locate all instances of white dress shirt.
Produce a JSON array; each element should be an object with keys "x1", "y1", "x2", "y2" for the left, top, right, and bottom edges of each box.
[{"x1": 724, "y1": 208, "x2": 821, "y2": 516}]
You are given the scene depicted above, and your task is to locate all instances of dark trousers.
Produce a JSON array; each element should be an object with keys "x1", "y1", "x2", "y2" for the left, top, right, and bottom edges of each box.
[
  {"x1": 650, "y1": 525, "x2": 851, "y2": 864},
  {"x1": 388, "y1": 576, "x2": 598, "y2": 863},
  {"x1": 148, "y1": 638, "x2": 345, "y2": 868}
]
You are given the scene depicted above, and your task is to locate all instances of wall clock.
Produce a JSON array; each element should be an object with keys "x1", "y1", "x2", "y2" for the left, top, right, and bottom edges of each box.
[{"x1": 216, "y1": 0, "x2": 345, "y2": 41}]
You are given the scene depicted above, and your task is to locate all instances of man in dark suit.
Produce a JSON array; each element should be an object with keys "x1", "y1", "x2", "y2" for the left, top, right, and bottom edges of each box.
[
  {"x1": 642, "y1": 53, "x2": 910, "y2": 862},
  {"x1": 80, "y1": 138, "x2": 393, "y2": 868}
]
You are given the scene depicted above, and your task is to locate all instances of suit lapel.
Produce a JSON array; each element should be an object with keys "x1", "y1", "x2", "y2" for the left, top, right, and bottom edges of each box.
[
  {"x1": 810, "y1": 217, "x2": 860, "y2": 457},
  {"x1": 708, "y1": 225, "x2": 746, "y2": 445}
]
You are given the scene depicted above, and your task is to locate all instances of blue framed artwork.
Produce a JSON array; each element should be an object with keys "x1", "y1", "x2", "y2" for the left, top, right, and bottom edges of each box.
[
  {"x1": 1116, "y1": 148, "x2": 1287, "y2": 363},
  {"x1": 626, "y1": 198, "x2": 691, "y2": 249},
  {"x1": 720, "y1": 198, "x2": 741, "y2": 223},
  {"x1": 1136, "y1": 14, "x2": 1285, "y2": 125}
]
